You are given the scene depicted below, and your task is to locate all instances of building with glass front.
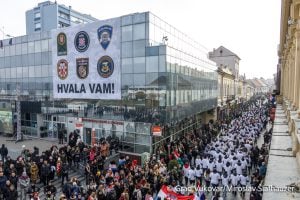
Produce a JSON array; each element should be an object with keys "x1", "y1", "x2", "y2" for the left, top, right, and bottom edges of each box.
[{"x1": 0, "y1": 12, "x2": 218, "y2": 154}]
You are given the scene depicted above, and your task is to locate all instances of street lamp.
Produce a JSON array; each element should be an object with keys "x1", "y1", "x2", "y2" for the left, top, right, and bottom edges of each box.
[{"x1": 0, "y1": 27, "x2": 13, "y2": 39}]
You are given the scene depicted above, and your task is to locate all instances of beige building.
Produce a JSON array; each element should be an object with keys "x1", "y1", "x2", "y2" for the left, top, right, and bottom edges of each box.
[
  {"x1": 278, "y1": 0, "x2": 300, "y2": 166},
  {"x1": 217, "y1": 66, "x2": 235, "y2": 106},
  {"x1": 209, "y1": 46, "x2": 241, "y2": 102}
]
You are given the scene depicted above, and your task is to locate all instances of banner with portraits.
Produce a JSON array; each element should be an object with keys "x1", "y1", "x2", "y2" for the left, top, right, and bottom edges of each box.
[{"x1": 52, "y1": 17, "x2": 121, "y2": 99}]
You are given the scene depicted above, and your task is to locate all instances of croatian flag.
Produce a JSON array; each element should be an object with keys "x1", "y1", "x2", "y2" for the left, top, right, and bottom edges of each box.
[{"x1": 155, "y1": 185, "x2": 197, "y2": 200}]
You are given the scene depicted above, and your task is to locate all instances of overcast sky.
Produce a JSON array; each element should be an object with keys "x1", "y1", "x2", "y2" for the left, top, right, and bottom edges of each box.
[{"x1": 0, "y1": 0, "x2": 280, "y2": 79}]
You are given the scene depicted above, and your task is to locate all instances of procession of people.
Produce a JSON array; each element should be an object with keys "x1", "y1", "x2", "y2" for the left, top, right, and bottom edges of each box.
[{"x1": 0, "y1": 95, "x2": 273, "y2": 200}]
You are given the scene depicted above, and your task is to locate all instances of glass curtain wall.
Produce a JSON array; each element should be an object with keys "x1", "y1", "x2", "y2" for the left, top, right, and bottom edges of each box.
[{"x1": 0, "y1": 32, "x2": 52, "y2": 99}]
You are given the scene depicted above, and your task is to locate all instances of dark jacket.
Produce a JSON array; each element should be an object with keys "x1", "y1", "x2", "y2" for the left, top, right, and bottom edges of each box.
[
  {"x1": 0, "y1": 145, "x2": 8, "y2": 157},
  {"x1": 41, "y1": 163, "x2": 51, "y2": 177},
  {"x1": 6, "y1": 188, "x2": 18, "y2": 200},
  {"x1": 0, "y1": 175, "x2": 7, "y2": 190}
]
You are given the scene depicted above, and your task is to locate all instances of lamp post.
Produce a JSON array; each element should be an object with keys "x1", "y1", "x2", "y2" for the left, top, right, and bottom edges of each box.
[{"x1": 0, "y1": 27, "x2": 13, "y2": 39}]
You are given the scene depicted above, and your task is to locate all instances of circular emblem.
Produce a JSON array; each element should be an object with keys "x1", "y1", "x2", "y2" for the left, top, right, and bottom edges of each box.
[
  {"x1": 57, "y1": 32, "x2": 66, "y2": 45},
  {"x1": 74, "y1": 31, "x2": 90, "y2": 52},
  {"x1": 57, "y1": 59, "x2": 68, "y2": 80},
  {"x1": 97, "y1": 56, "x2": 114, "y2": 78}
]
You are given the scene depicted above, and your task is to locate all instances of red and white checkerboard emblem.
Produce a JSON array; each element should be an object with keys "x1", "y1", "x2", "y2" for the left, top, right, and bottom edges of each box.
[{"x1": 57, "y1": 59, "x2": 68, "y2": 80}]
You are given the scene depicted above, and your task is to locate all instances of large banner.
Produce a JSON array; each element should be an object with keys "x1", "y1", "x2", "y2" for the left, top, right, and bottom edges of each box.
[{"x1": 52, "y1": 17, "x2": 121, "y2": 99}]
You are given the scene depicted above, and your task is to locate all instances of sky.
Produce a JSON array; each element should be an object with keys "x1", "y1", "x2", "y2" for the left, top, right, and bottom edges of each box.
[{"x1": 0, "y1": 0, "x2": 281, "y2": 79}]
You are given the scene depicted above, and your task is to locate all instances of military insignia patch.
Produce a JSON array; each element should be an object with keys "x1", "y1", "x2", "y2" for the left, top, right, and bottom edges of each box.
[
  {"x1": 97, "y1": 56, "x2": 114, "y2": 78},
  {"x1": 97, "y1": 25, "x2": 113, "y2": 50},
  {"x1": 76, "y1": 58, "x2": 89, "y2": 79},
  {"x1": 57, "y1": 32, "x2": 67, "y2": 56},
  {"x1": 57, "y1": 59, "x2": 68, "y2": 80},
  {"x1": 74, "y1": 31, "x2": 90, "y2": 52}
]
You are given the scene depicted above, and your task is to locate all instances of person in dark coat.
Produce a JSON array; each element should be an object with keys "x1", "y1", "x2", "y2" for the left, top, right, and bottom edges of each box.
[
  {"x1": 40, "y1": 160, "x2": 51, "y2": 186},
  {"x1": 61, "y1": 162, "x2": 69, "y2": 186},
  {"x1": 6, "y1": 184, "x2": 18, "y2": 200},
  {"x1": 58, "y1": 129, "x2": 64, "y2": 144},
  {"x1": 0, "y1": 144, "x2": 8, "y2": 161},
  {"x1": 0, "y1": 171, "x2": 7, "y2": 191},
  {"x1": 8, "y1": 171, "x2": 18, "y2": 190}
]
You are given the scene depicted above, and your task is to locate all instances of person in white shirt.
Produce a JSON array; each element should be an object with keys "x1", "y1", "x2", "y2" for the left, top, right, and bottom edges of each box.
[
  {"x1": 234, "y1": 160, "x2": 243, "y2": 175},
  {"x1": 230, "y1": 171, "x2": 240, "y2": 196},
  {"x1": 239, "y1": 171, "x2": 249, "y2": 198},
  {"x1": 207, "y1": 159, "x2": 215, "y2": 172},
  {"x1": 223, "y1": 162, "x2": 232, "y2": 176},
  {"x1": 195, "y1": 165, "x2": 202, "y2": 185},
  {"x1": 202, "y1": 156, "x2": 208, "y2": 171},
  {"x1": 209, "y1": 168, "x2": 221, "y2": 195},
  {"x1": 215, "y1": 159, "x2": 223, "y2": 174},
  {"x1": 188, "y1": 166, "x2": 196, "y2": 185},
  {"x1": 195, "y1": 156, "x2": 202, "y2": 168},
  {"x1": 221, "y1": 171, "x2": 230, "y2": 199}
]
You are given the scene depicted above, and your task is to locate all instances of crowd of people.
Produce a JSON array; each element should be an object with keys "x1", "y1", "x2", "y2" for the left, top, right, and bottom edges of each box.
[{"x1": 0, "y1": 96, "x2": 273, "y2": 200}]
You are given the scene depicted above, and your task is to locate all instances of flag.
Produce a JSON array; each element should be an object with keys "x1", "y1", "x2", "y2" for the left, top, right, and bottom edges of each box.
[
  {"x1": 155, "y1": 185, "x2": 196, "y2": 200},
  {"x1": 9, "y1": 38, "x2": 12, "y2": 45},
  {"x1": 0, "y1": 40, "x2": 2, "y2": 48}
]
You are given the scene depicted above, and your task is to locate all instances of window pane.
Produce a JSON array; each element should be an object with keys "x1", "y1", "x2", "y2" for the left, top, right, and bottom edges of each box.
[
  {"x1": 35, "y1": 53, "x2": 41, "y2": 65},
  {"x1": 35, "y1": 12, "x2": 40, "y2": 18},
  {"x1": 146, "y1": 56, "x2": 158, "y2": 72},
  {"x1": 35, "y1": 23, "x2": 41, "y2": 29},
  {"x1": 22, "y1": 54, "x2": 29, "y2": 66},
  {"x1": 121, "y1": 58, "x2": 133, "y2": 73},
  {"x1": 0, "y1": 48, "x2": 4, "y2": 57},
  {"x1": 5, "y1": 68, "x2": 10, "y2": 78},
  {"x1": 28, "y1": 66, "x2": 35, "y2": 78},
  {"x1": 28, "y1": 42, "x2": 34, "y2": 53},
  {"x1": 17, "y1": 67, "x2": 23, "y2": 78},
  {"x1": 145, "y1": 72, "x2": 158, "y2": 85},
  {"x1": 41, "y1": 39, "x2": 49, "y2": 52},
  {"x1": 4, "y1": 57, "x2": 10, "y2": 67},
  {"x1": 34, "y1": 40, "x2": 41, "y2": 53},
  {"x1": 10, "y1": 45, "x2": 15, "y2": 56},
  {"x1": 121, "y1": 25, "x2": 132, "y2": 42},
  {"x1": 11, "y1": 68, "x2": 16, "y2": 78},
  {"x1": 133, "y1": 23, "x2": 145, "y2": 40},
  {"x1": 28, "y1": 54, "x2": 34, "y2": 66},
  {"x1": 4, "y1": 46, "x2": 9, "y2": 56},
  {"x1": 133, "y1": 57, "x2": 145, "y2": 73},
  {"x1": 133, "y1": 13, "x2": 146, "y2": 23},
  {"x1": 122, "y1": 74, "x2": 134, "y2": 89},
  {"x1": 41, "y1": 65, "x2": 49, "y2": 77},
  {"x1": 133, "y1": 74, "x2": 145, "y2": 86},
  {"x1": 121, "y1": 42, "x2": 132, "y2": 58},
  {"x1": 133, "y1": 40, "x2": 145, "y2": 57},
  {"x1": 159, "y1": 55, "x2": 166, "y2": 72},
  {"x1": 122, "y1": 15, "x2": 132, "y2": 26},
  {"x1": 0, "y1": 58, "x2": 3, "y2": 67},
  {"x1": 41, "y1": 52, "x2": 49, "y2": 65},
  {"x1": 22, "y1": 43, "x2": 28, "y2": 54},
  {"x1": 16, "y1": 44, "x2": 22, "y2": 55},
  {"x1": 35, "y1": 66, "x2": 42, "y2": 77}
]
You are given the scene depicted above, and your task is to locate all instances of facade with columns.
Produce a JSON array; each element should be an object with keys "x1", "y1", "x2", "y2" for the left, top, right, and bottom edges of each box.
[{"x1": 278, "y1": 0, "x2": 300, "y2": 166}]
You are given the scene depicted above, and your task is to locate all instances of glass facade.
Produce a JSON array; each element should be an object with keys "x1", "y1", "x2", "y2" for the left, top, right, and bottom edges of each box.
[{"x1": 0, "y1": 12, "x2": 218, "y2": 153}]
